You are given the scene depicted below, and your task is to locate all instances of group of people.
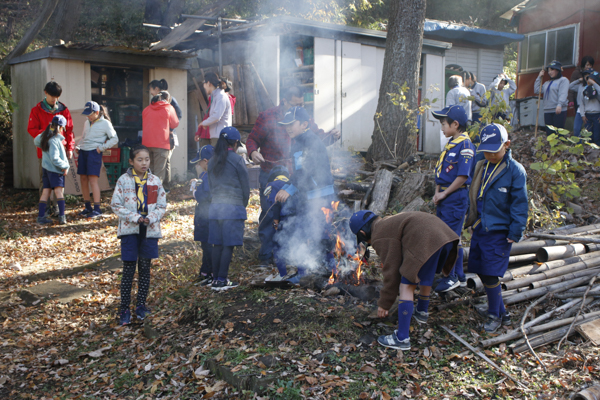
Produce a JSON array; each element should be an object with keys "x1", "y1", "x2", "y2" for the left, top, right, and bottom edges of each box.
[
  {"x1": 28, "y1": 79, "x2": 183, "y2": 225},
  {"x1": 445, "y1": 71, "x2": 516, "y2": 124},
  {"x1": 349, "y1": 104, "x2": 527, "y2": 351}
]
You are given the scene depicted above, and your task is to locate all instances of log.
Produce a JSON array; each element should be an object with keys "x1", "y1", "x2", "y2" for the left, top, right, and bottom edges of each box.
[
  {"x1": 346, "y1": 182, "x2": 371, "y2": 192},
  {"x1": 356, "y1": 170, "x2": 376, "y2": 176},
  {"x1": 368, "y1": 169, "x2": 394, "y2": 215},
  {"x1": 529, "y1": 268, "x2": 600, "y2": 290},
  {"x1": 502, "y1": 257, "x2": 600, "y2": 290},
  {"x1": 530, "y1": 233, "x2": 600, "y2": 245},
  {"x1": 242, "y1": 64, "x2": 260, "y2": 124},
  {"x1": 536, "y1": 244, "x2": 586, "y2": 262},
  {"x1": 483, "y1": 310, "x2": 600, "y2": 349},
  {"x1": 504, "y1": 276, "x2": 594, "y2": 305}
]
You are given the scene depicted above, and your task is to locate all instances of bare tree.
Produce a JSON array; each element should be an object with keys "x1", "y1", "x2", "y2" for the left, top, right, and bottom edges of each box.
[
  {"x1": 51, "y1": 0, "x2": 82, "y2": 42},
  {"x1": 368, "y1": 0, "x2": 427, "y2": 162}
]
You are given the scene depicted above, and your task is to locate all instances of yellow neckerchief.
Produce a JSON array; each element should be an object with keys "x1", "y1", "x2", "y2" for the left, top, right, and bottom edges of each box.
[
  {"x1": 274, "y1": 175, "x2": 289, "y2": 182},
  {"x1": 435, "y1": 133, "x2": 469, "y2": 178},
  {"x1": 89, "y1": 115, "x2": 101, "y2": 125},
  {"x1": 478, "y1": 161, "x2": 501, "y2": 199},
  {"x1": 132, "y1": 169, "x2": 148, "y2": 215}
]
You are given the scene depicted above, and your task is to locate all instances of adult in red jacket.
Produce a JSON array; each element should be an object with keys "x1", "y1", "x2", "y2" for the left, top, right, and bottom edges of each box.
[
  {"x1": 142, "y1": 91, "x2": 180, "y2": 183},
  {"x1": 27, "y1": 81, "x2": 74, "y2": 216}
]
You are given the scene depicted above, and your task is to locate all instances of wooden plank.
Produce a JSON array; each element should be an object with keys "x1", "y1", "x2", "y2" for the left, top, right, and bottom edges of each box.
[
  {"x1": 191, "y1": 75, "x2": 208, "y2": 111},
  {"x1": 368, "y1": 169, "x2": 393, "y2": 215},
  {"x1": 576, "y1": 318, "x2": 600, "y2": 345},
  {"x1": 250, "y1": 62, "x2": 274, "y2": 109},
  {"x1": 242, "y1": 64, "x2": 259, "y2": 124},
  {"x1": 235, "y1": 64, "x2": 248, "y2": 125}
]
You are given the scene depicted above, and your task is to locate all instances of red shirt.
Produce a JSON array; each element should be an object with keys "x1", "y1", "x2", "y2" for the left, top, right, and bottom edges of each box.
[
  {"x1": 27, "y1": 102, "x2": 74, "y2": 159},
  {"x1": 246, "y1": 104, "x2": 330, "y2": 172}
]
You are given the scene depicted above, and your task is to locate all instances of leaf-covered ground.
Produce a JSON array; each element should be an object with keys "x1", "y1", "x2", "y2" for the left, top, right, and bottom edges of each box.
[{"x1": 0, "y1": 182, "x2": 599, "y2": 399}]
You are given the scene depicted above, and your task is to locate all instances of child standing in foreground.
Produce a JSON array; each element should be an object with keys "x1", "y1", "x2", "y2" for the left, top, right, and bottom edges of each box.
[
  {"x1": 33, "y1": 115, "x2": 70, "y2": 225},
  {"x1": 208, "y1": 127, "x2": 249, "y2": 291},
  {"x1": 77, "y1": 101, "x2": 119, "y2": 218},
  {"x1": 431, "y1": 105, "x2": 475, "y2": 292},
  {"x1": 349, "y1": 211, "x2": 459, "y2": 350},
  {"x1": 193, "y1": 145, "x2": 215, "y2": 285},
  {"x1": 111, "y1": 145, "x2": 167, "y2": 325},
  {"x1": 465, "y1": 124, "x2": 528, "y2": 333}
]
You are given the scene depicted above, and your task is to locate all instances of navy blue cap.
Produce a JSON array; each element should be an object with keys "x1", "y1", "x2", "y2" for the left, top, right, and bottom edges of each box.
[
  {"x1": 477, "y1": 124, "x2": 509, "y2": 153},
  {"x1": 583, "y1": 68, "x2": 595, "y2": 77},
  {"x1": 52, "y1": 115, "x2": 67, "y2": 127},
  {"x1": 279, "y1": 106, "x2": 311, "y2": 125},
  {"x1": 220, "y1": 126, "x2": 241, "y2": 141},
  {"x1": 588, "y1": 71, "x2": 600, "y2": 85},
  {"x1": 82, "y1": 101, "x2": 100, "y2": 115},
  {"x1": 199, "y1": 145, "x2": 214, "y2": 160},
  {"x1": 545, "y1": 60, "x2": 563, "y2": 71},
  {"x1": 431, "y1": 105, "x2": 468, "y2": 127},
  {"x1": 349, "y1": 210, "x2": 378, "y2": 235},
  {"x1": 267, "y1": 165, "x2": 290, "y2": 182}
]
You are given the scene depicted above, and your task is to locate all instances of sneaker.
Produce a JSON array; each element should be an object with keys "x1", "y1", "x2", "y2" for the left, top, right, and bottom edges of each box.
[
  {"x1": 458, "y1": 276, "x2": 467, "y2": 288},
  {"x1": 413, "y1": 309, "x2": 429, "y2": 324},
  {"x1": 286, "y1": 275, "x2": 300, "y2": 286},
  {"x1": 36, "y1": 216, "x2": 54, "y2": 224},
  {"x1": 475, "y1": 307, "x2": 512, "y2": 326},
  {"x1": 484, "y1": 314, "x2": 502, "y2": 333},
  {"x1": 190, "y1": 151, "x2": 201, "y2": 164},
  {"x1": 435, "y1": 275, "x2": 460, "y2": 293},
  {"x1": 195, "y1": 274, "x2": 213, "y2": 286},
  {"x1": 377, "y1": 330, "x2": 411, "y2": 350},
  {"x1": 87, "y1": 210, "x2": 103, "y2": 218},
  {"x1": 79, "y1": 208, "x2": 93, "y2": 216},
  {"x1": 119, "y1": 309, "x2": 131, "y2": 326},
  {"x1": 58, "y1": 215, "x2": 67, "y2": 225},
  {"x1": 211, "y1": 279, "x2": 239, "y2": 291},
  {"x1": 135, "y1": 305, "x2": 151, "y2": 320}
]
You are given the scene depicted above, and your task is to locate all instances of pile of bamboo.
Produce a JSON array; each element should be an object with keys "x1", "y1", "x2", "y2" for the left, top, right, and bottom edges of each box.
[{"x1": 462, "y1": 224, "x2": 600, "y2": 352}]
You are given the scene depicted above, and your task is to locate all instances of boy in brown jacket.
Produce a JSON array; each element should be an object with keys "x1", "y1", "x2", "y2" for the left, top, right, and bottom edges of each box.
[{"x1": 349, "y1": 211, "x2": 459, "y2": 350}]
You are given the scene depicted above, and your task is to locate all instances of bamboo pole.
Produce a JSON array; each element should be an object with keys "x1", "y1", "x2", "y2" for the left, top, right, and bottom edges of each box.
[
  {"x1": 536, "y1": 244, "x2": 586, "y2": 262},
  {"x1": 554, "y1": 286, "x2": 600, "y2": 299},
  {"x1": 505, "y1": 251, "x2": 600, "y2": 280},
  {"x1": 502, "y1": 257, "x2": 600, "y2": 290},
  {"x1": 530, "y1": 233, "x2": 600, "y2": 245},
  {"x1": 463, "y1": 239, "x2": 569, "y2": 261},
  {"x1": 529, "y1": 268, "x2": 600, "y2": 290},
  {"x1": 504, "y1": 276, "x2": 593, "y2": 305}
]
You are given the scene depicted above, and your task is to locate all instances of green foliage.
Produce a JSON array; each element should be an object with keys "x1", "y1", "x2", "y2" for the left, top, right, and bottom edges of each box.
[
  {"x1": 528, "y1": 127, "x2": 597, "y2": 228},
  {"x1": 465, "y1": 90, "x2": 512, "y2": 141},
  {"x1": 0, "y1": 74, "x2": 15, "y2": 157}
]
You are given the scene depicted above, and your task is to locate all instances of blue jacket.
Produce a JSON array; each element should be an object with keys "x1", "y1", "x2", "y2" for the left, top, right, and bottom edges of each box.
[
  {"x1": 208, "y1": 151, "x2": 250, "y2": 208},
  {"x1": 194, "y1": 171, "x2": 211, "y2": 220},
  {"x1": 34, "y1": 133, "x2": 70, "y2": 174},
  {"x1": 265, "y1": 179, "x2": 295, "y2": 222},
  {"x1": 465, "y1": 150, "x2": 528, "y2": 242}
]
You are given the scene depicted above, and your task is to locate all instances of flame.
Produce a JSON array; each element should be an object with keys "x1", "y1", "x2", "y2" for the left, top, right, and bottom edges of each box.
[
  {"x1": 331, "y1": 201, "x2": 340, "y2": 211},
  {"x1": 328, "y1": 270, "x2": 336, "y2": 285},
  {"x1": 335, "y1": 234, "x2": 345, "y2": 257},
  {"x1": 321, "y1": 207, "x2": 333, "y2": 224}
]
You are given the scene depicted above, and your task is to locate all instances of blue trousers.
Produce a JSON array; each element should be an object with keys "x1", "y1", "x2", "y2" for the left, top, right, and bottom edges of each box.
[
  {"x1": 573, "y1": 113, "x2": 583, "y2": 137},
  {"x1": 436, "y1": 188, "x2": 467, "y2": 279},
  {"x1": 258, "y1": 169, "x2": 274, "y2": 261},
  {"x1": 585, "y1": 113, "x2": 600, "y2": 146}
]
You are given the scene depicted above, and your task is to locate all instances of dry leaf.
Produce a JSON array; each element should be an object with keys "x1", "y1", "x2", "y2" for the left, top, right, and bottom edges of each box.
[
  {"x1": 144, "y1": 363, "x2": 152, "y2": 372},
  {"x1": 85, "y1": 346, "x2": 111, "y2": 358},
  {"x1": 205, "y1": 380, "x2": 227, "y2": 393},
  {"x1": 273, "y1": 319, "x2": 282, "y2": 324},
  {"x1": 305, "y1": 376, "x2": 318, "y2": 385},
  {"x1": 194, "y1": 366, "x2": 210, "y2": 378},
  {"x1": 360, "y1": 365, "x2": 378, "y2": 375},
  {"x1": 382, "y1": 392, "x2": 391, "y2": 400}
]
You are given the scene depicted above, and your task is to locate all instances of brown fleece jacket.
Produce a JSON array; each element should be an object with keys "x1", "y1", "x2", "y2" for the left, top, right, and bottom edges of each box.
[{"x1": 371, "y1": 212, "x2": 459, "y2": 310}]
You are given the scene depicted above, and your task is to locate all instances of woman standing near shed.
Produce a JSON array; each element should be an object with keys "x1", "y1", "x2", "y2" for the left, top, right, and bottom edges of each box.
[
  {"x1": 535, "y1": 60, "x2": 570, "y2": 133},
  {"x1": 194, "y1": 72, "x2": 232, "y2": 147}
]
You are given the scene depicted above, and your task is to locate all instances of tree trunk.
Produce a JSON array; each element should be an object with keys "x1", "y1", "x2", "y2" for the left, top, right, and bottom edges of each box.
[
  {"x1": 144, "y1": 0, "x2": 164, "y2": 25},
  {"x1": 1, "y1": 0, "x2": 62, "y2": 69},
  {"x1": 367, "y1": 0, "x2": 426, "y2": 162},
  {"x1": 162, "y1": 0, "x2": 186, "y2": 29},
  {"x1": 51, "y1": 0, "x2": 82, "y2": 42}
]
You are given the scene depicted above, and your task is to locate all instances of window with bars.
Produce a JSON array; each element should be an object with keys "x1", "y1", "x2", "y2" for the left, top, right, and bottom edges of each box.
[{"x1": 519, "y1": 24, "x2": 578, "y2": 72}]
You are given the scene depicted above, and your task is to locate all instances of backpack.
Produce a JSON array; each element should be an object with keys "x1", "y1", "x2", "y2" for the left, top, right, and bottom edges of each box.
[{"x1": 584, "y1": 85, "x2": 598, "y2": 101}]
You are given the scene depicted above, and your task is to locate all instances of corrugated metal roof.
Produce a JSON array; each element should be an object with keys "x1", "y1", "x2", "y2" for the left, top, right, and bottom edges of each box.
[
  {"x1": 59, "y1": 43, "x2": 195, "y2": 58},
  {"x1": 424, "y1": 20, "x2": 524, "y2": 46}
]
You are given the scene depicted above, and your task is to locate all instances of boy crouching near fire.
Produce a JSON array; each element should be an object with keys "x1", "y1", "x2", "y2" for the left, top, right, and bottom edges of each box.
[
  {"x1": 349, "y1": 211, "x2": 459, "y2": 350},
  {"x1": 465, "y1": 124, "x2": 528, "y2": 333}
]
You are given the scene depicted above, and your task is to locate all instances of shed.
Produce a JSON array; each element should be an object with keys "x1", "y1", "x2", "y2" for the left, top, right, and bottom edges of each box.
[
  {"x1": 182, "y1": 17, "x2": 452, "y2": 154},
  {"x1": 9, "y1": 44, "x2": 193, "y2": 190},
  {"x1": 502, "y1": 0, "x2": 600, "y2": 100}
]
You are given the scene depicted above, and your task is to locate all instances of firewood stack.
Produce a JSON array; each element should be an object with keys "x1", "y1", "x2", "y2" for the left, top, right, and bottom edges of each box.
[{"x1": 460, "y1": 223, "x2": 600, "y2": 352}]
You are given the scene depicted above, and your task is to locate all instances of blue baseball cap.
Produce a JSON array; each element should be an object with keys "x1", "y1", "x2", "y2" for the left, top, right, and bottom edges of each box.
[
  {"x1": 220, "y1": 126, "x2": 241, "y2": 141},
  {"x1": 199, "y1": 145, "x2": 214, "y2": 160},
  {"x1": 431, "y1": 105, "x2": 468, "y2": 127},
  {"x1": 279, "y1": 106, "x2": 311, "y2": 125},
  {"x1": 477, "y1": 123, "x2": 509, "y2": 153},
  {"x1": 52, "y1": 115, "x2": 67, "y2": 127},
  {"x1": 349, "y1": 210, "x2": 378, "y2": 235},
  {"x1": 82, "y1": 101, "x2": 100, "y2": 115}
]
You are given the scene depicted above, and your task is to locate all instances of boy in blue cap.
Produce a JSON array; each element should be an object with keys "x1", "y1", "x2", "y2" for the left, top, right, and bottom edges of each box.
[
  {"x1": 465, "y1": 123, "x2": 528, "y2": 333},
  {"x1": 193, "y1": 145, "x2": 215, "y2": 285},
  {"x1": 262, "y1": 166, "x2": 297, "y2": 282},
  {"x1": 431, "y1": 105, "x2": 475, "y2": 292},
  {"x1": 349, "y1": 210, "x2": 459, "y2": 350},
  {"x1": 274, "y1": 106, "x2": 336, "y2": 283}
]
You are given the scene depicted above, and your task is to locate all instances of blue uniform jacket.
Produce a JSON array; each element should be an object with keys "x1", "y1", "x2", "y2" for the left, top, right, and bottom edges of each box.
[
  {"x1": 465, "y1": 150, "x2": 528, "y2": 242},
  {"x1": 194, "y1": 171, "x2": 211, "y2": 241},
  {"x1": 265, "y1": 179, "x2": 295, "y2": 222},
  {"x1": 435, "y1": 136, "x2": 475, "y2": 187},
  {"x1": 208, "y1": 151, "x2": 250, "y2": 208},
  {"x1": 283, "y1": 129, "x2": 334, "y2": 205}
]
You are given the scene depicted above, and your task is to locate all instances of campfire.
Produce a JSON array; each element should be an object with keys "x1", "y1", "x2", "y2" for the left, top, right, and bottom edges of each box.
[{"x1": 321, "y1": 201, "x2": 367, "y2": 287}]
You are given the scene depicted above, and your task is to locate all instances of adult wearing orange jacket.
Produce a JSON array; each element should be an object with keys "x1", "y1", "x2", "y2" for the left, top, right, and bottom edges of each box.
[
  {"x1": 27, "y1": 81, "x2": 74, "y2": 217},
  {"x1": 142, "y1": 91, "x2": 179, "y2": 183}
]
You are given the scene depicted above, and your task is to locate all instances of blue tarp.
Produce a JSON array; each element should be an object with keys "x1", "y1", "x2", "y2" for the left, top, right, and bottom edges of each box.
[{"x1": 424, "y1": 20, "x2": 524, "y2": 46}]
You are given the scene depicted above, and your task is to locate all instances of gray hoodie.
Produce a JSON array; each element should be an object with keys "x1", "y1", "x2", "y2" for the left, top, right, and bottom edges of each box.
[
  {"x1": 470, "y1": 82, "x2": 487, "y2": 113},
  {"x1": 488, "y1": 76, "x2": 516, "y2": 114},
  {"x1": 534, "y1": 76, "x2": 569, "y2": 112},
  {"x1": 77, "y1": 116, "x2": 119, "y2": 152},
  {"x1": 577, "y1": 81, "x2": 600, "y2": 116},
  {"x1": 446, "y1": 86, "x2": 472, "y2": 121}
]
